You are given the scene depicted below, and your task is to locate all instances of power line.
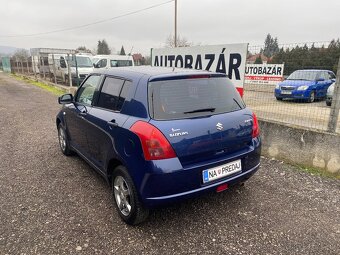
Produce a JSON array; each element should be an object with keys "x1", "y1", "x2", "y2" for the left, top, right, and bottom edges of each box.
[{"x1": 0, "y1": 0, "x2": 174, "y2": 38}]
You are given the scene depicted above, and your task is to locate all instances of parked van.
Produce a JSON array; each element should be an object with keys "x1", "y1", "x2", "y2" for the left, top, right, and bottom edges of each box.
[
  {"x1": 48, "y1": 54, "x2": 94, "y2": 85},
  {"x1": 93, "y1": 55, "x2": 134, "y2": 69}
]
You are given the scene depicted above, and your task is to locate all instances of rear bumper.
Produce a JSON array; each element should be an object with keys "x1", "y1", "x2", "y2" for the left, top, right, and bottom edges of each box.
[
  {"x1": 138, "y1": 139, "x2": 261, "y2": 207},
  {"x1": 143, "y1": 163, "x2": 259, "y2": 207}
]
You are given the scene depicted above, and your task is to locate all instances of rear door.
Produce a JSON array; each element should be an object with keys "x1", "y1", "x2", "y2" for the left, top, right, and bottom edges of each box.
[
  {"x1": 148, "y1": 76, "x2": 253, "y2": 166},
  {"x1": 84, "y1": 76, "x2": 132, "y2": 170}
]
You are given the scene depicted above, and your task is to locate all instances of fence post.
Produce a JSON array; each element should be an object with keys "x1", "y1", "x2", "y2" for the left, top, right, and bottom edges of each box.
[
  {"x1": 41, "y1": 56, "x2": 46, "y2": 80},
  {"x1": 327, "y1": 57, "x2": 340, "y2": 133},
  {"x1": 67, "y1": 54, "x2": 72, "y2": 87},
  {"x1": 52, "y1": 54, "x2": 57, "y2": 84},
  {"x1": 32, "y1": 56, "x2": 37, "y2": 79}
]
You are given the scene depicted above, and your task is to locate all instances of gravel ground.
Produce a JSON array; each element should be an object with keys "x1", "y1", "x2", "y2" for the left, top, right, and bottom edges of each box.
[{"x1": 0, "y1": 72, "x2": 339, "y2": 255}]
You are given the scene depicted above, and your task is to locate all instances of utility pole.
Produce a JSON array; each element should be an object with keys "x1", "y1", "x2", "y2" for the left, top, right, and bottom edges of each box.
[{"x1": 174, "y1": 0, "x2": 177, "y2": 47}]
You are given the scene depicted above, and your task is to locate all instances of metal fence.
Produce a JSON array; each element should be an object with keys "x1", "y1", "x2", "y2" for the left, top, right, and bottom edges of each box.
[
  {"x1": 8, "y1": 42, "x2": 340, "y2": 134},
  {"x1": 245, "y1": 42, "x2": 340, "y2": 134}
]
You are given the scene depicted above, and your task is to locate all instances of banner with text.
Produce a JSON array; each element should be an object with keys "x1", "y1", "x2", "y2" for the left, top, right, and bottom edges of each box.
[
  {"x1": 245, "y1": 63, "x2": 284, "y2": 85},
  {"x1": 151, "y1": 44, "x2": 248, "y2": 96}
]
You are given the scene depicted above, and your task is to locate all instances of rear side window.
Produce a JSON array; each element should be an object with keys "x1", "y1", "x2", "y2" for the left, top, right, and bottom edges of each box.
[
  {"x1": 97, "y1": 77, "x2": 131, "y2": 111},
  {"x1": 148, "y1": 77, "x2": 245, "y2": 120},
  {"x1": 329, "y1": 72, "x2": 336, "y2": 79},
  {"x1": 110, "y1": 60, "x2": 133, "y2": 67}
]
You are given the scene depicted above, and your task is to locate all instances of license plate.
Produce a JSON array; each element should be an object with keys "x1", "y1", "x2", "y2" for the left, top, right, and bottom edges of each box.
[
  {"x1": 281, "y1": 91, "x2": 292, "y2": 95},
  {"x1": 202, "y1": 160, "x2": 242, "y2": 183}
]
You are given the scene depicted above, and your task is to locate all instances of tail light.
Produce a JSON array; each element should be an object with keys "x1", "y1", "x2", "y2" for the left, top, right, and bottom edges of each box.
[
  {"x1": 130, "y1": 121, "x2": 176, "y2": 161},
  {"x1": 252, "y1": 113, "x2": 260, "y2": 138}
]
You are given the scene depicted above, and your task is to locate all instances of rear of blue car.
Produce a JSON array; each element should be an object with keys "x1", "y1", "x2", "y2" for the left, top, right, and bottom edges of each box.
[
  {"x1": 57, "y1": 68, "x2": 261, "y2": 225},
  {"x1": 127, "y1": 73, "x2": 261, "y2": 208}
]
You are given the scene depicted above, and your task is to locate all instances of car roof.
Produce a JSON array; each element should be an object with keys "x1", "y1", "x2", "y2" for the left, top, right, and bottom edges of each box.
[
  {"x1": 93, "y1": 54, "x2": 133, "y2": 59},
  {"x1": 94, "y1": 66, "x2": 226, "y2": 81}
]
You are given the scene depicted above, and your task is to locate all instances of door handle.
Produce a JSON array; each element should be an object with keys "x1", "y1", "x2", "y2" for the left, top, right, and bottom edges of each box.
[{"x1": 107, "y1": 120, "x2": 118, "y2": 127}]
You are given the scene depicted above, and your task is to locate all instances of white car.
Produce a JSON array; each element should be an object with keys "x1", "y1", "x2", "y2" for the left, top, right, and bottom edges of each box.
[
  {"x1": 93, "y1": 55, "x2": 134, "y2": 69},
  {"x1": 326, "y1": 83, "x2": 335, "y2": 106}
]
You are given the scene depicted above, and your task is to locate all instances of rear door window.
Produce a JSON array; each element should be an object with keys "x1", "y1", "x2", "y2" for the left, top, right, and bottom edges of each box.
[
  {"x1": 148, "y1": 77, "x2": 245, "y2": 120},
  {"x1": 96, "y1": 77, "x2": 131, "y2": 111}
]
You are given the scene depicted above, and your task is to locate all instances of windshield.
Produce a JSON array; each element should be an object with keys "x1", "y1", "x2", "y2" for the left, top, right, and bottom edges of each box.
[
  {"x1": 66, "y1": 56, "x2": 93, "y2": 68},
  {"x1": 287, "y1": 70, "x2": 319, "y2": 81},
  {"x1": 148, "y1": 77, "x2": 245, "y2": 120}
]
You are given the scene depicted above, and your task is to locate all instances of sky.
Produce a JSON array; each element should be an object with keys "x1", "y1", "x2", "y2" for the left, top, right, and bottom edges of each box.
[{"x1": 0, "y1": 0, "x2": 339, "y2": 55}]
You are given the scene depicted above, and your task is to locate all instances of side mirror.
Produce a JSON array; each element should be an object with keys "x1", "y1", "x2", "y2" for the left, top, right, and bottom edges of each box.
[
  {"x1": 58, "y1": 93, "x2": 73, "y2": 104},
  {"x1": 60, "y1": 61, "x2": 67, "y2": 69},
  {"x1": 94, "y1": 63, "x2": 100, "y2": 68}
]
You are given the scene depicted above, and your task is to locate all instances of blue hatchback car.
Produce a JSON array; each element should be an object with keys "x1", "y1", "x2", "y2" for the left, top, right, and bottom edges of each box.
[
  {"x1": 275, "y1": 69, "x2": 336, "y2": 102},
  {"x1": 57, "y1": 67, "x2": 261, "y2": 224}
]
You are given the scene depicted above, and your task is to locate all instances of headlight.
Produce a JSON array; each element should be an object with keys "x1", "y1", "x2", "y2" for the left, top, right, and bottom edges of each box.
[
  {"x1": 275, "y1": 84, "x2": 280, "y2": 89},
  {"x1": 297, "y1": 85, "x2": 308, "y2": 90}
]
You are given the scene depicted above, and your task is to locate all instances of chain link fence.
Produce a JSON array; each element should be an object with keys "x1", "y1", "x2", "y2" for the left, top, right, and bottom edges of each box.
[
  {"x1": 7, "y1": 42, "x2": 340, "y2": 134},
  {"x1": 244, "y1": 42, "x2": 340, "y2": 134}
]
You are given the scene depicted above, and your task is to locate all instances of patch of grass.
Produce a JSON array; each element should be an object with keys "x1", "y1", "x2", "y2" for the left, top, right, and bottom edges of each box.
[
  {"x1": 11, "y1": 73, "x2": 66, "y2": 96},
  {"x1": 263, "y1": 156, "x2": 340, "y2": 180},
  {"x1": 293, "y1": 163, "x2": 340, "y2": 180}
]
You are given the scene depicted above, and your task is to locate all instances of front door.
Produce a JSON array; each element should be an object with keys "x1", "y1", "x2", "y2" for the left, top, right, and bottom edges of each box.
[{"x1": 66, "y1": 74, "x2": 102, "y2": 157}]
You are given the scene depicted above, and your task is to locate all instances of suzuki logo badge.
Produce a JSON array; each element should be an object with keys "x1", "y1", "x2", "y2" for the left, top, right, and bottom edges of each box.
[{"x1": 216, "y1": 122, "x2": 223, "y2": 131}]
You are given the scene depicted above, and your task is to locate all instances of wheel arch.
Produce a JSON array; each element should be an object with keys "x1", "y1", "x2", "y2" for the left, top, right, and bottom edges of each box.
[
  {"x1": 56, "y1": 117, "x2": 62, "y2": 128},
  {"x1": 107, "y1": 158, "x2": 125, "y2": 185}
]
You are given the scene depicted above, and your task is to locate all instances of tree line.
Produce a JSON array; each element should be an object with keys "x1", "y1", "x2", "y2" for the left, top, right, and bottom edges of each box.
[{"x1": 257, "y1": 34, "x2": 340, "y2": 75}]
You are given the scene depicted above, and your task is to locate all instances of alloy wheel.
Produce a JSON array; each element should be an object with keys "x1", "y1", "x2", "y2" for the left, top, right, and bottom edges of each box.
[
  {"x1": 113, "y1": 176, "x2": 132, "y2": 216},
  {"x1": 58, "y1": 127, "x2": 66, "y2": 152}
]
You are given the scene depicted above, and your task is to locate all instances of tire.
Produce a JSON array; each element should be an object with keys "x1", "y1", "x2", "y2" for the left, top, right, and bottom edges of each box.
[
  {"x1": 308, "y1": 91, "x2": 315, "y2": 103},
  {"x1": 276, "y1": 97, "x2": 283, "y2": 101},
  {"x1": 57, "y1": 124, "x2": 73, "y2": 156},
  {"x1": 112, "y1": 166, "x2": 149, "y2": 225},
  {"x1": 326, "y1": 100, "x2": 332, "y2": 106}
]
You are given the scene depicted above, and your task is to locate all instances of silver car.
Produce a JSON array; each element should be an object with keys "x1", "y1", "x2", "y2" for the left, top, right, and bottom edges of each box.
[{"x1": 326, "y1": 83, "x2": 334, "y2": 106}]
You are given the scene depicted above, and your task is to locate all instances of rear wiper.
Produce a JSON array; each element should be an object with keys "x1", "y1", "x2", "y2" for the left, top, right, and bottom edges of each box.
[{"x1": 184, "y1": 107, "x2": 216, "y2": 114}]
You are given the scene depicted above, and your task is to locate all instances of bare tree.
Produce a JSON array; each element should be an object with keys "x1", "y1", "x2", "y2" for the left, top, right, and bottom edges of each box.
[
  {"x1": 76, "y1": 46, "x2": 92, "y2": 54},
  {"x1": 13, "y1": 49, "x2": 29, "y2": 61},
  {"x1": 165, "y1": 34, "x2": 193, "y2": 48}
]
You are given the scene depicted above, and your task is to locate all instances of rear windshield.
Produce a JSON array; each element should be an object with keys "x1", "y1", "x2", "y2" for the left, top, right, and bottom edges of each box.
[{"x1": 148, "y1": 77, "x2": 245, "y2": 120}]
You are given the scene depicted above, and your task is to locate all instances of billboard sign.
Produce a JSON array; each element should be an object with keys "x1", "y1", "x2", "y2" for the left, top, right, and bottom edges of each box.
[{"x1": 151, "y1": 44, "x2": 248, "y2": 96}]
